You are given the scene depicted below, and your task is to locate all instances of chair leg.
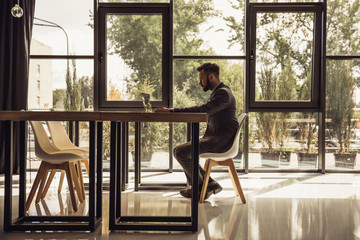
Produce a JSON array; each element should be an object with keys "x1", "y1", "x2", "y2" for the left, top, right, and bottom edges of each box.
[
  {"x1": 76, "y1": 160, "x2": 86, "y2": 199},
  {"x1": 35, "y1": 164, "x2": 50, "y2": 204},
  {"x1": 58, "y1": 159, "x2": 89, "y2": 195},
  {"x1": 58, "y1": 170, "x2": 65, "y2": 193},
  {"x1": 199, "y1": 159, "x2": 212, "y2": 203},
  {"x1": 81, "y1": 159, "x2": 89, "y2": 177},
  {"x1": 64, "y1": 162, "x2": 78, "y2": 212},
  {"x1": 41, "y1": 169, "x2": 57, "y2": 199},
  {"x1": 26, "y1": 162, "x2": 48, "y2": 211},
  {"x1": 70, "y1": 161, "x2": 84, "y2": 203},
  {"x1": 227, "y1": 159, "x2": 246, "y2": 204}
]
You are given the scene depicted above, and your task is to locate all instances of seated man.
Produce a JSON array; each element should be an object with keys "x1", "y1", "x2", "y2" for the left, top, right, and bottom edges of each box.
[{"x1": 156, "y1": 62, "x2": 239, "y2": 200}]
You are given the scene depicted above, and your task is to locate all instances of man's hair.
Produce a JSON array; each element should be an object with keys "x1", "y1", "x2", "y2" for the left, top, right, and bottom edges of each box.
[{"x1": 197, "y1": 62, "x2": 220, "y2": 79}]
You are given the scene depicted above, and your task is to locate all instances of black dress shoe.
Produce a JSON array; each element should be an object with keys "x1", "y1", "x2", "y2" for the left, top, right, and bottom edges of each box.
[
  {"x1": 179, "y1": 188, "x2": 192, "y2": 198},
  {"x1": 204, "y1": 181, "x2": 223, "y2": 199},
  {"x1": 179, "y1": 181, "x2": 223, "y2": 200}
]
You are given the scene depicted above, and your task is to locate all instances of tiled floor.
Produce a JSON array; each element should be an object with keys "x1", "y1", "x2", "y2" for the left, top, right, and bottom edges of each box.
[{"x1": 1, "y1": 172, "x2": 360, "y2": 239}]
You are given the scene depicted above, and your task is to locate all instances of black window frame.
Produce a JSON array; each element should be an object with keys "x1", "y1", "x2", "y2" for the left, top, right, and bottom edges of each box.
[
  {"x1": 97, "y1": 3, "x2": 171, "y2": 110},
  {"x1": 247, "y1": 3, "x2": 324, "y2": 111}
]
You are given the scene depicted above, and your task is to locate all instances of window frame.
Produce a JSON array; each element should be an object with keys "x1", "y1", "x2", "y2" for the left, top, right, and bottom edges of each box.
[
  {"x1": 97, "y1": 3, "x2": 171, "y2": 110},
  {"x1": 247, "y1": 3, "x2": 324, "y2": 111}
]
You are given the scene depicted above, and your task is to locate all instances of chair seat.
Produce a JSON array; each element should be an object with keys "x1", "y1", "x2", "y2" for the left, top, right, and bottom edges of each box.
[
  {"x1": 35, "y1": 148, "x2": 88, "y2": 164},
  {"x1": 200, "y1": 152, "x2": 233, "y2": 161}
]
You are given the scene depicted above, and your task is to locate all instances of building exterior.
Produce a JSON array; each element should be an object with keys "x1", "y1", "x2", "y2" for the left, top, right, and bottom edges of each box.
[{"x1": 28, "y1": 39, "x2": 53, "y2": 110}]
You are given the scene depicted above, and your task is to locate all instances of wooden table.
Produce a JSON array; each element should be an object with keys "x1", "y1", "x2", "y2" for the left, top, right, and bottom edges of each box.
[{"x1": 0, "y1": 111, "x2": 207, "y2": 232}]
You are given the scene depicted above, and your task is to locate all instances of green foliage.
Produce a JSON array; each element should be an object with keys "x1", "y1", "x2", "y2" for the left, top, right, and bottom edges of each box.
[
  {"x1": 326, "y1": 0, "x2": 360, "y2": 153},
  {"x1": 327, "y1": 0, "x2": 360, "y2": 55},
  {"x1": 298, "y1": 113, "x2": 317, "y2": 154},
  {"x1": 327, "y1": 60, "x2": 355, "y2": 153},
  {"x1": 132, "y1": 75, "x2": 156, "y2": 101},
  {"x1": 79, "y1": 76, "x2": 93, "y2": 109},
  {"x1": 53, "y1": 89, "x2": 66, "y2": 109},
  {"x1": 64, "y1": 59, "x2": 84, "y2": 111},
  {"x1": 173, "y1": 78, "x2": 199, "y2": 147}
]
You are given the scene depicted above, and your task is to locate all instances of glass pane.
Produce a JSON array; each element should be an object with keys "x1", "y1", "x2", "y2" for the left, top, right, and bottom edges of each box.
[
  {"x1": 174, "y1": 0, "x2": 244, "y2": 56},
  {"x1": 173, "y1": 59, "x2": 245, "y2": 169},
  {"x1": 250, "y1": 0, "x2": 319, "y2": 2},
  {"x1": 106, "y1": 14, "x2": 162, "y2": 101},
  {"x1": 249, "y1": 112, "x2": 319, "y2": 169},
  {"x1": 326, "y1": 59, "x2": 360, "y2": 170},
  {"x1": 28, "y1": 58, "x2": 94, "y2": 111},
  {"x1": 255, "y1": 12, "x2": 314, "y2": 102},
  {"x1": 100, "y1": 0, "x2": 169, "y2": 2},
  {"x1": 31, "y1": 0, "x2": 93, "y2": 55},
  {"x1": 327, "y1": 0, "x2": 360, "y2": 55}
]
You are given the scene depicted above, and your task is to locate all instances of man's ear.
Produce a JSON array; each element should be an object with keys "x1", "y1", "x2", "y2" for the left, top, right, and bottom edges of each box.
[{"x1": 209, "y1": 73, "x2": 214, "y2": 80}]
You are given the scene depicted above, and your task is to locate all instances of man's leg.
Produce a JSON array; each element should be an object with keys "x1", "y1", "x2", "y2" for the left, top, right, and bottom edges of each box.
[
  {"x1": 173, "y1": 142, "x2": 222, "y2": 199},
  {"x1": 173, "y1": 141, "x2": 213, "y2": 186}
]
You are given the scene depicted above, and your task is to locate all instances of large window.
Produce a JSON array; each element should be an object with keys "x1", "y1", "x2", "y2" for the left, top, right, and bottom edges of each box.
[
  {"x1": 248, "y1": 3, "x2": 323, "y2": 110},
  {"x1": 27, "y1": 0, "x2": 360, "y2": 173},
  {"x1": 98, "y1": 4, "x2": 171, "y2": 109}
]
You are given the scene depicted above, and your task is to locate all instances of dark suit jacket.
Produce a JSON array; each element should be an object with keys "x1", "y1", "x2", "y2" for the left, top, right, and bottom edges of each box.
[{"x1": 173, "y1": 82, "x2": 239, "y2": 153}]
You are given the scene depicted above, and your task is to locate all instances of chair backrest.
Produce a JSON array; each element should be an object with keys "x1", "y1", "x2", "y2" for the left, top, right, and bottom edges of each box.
[
  {"x1": 225, "y1": 113, "x2": 248, "y2": 158},
  {"x1": 47, "y1": 121, "x2": 76, "y2": 150},
  {"x1": 30, "y1": 121, "x2": 61, "y2": 159},
  {"x1": 200, "y1": 113, "x2": 248, "y2": 160},
  {"x1": 30, "y1": 121, "x2": 86, "y2": 163}
]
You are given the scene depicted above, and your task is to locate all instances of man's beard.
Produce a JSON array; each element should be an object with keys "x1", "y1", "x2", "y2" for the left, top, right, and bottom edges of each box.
[{"x1": 202, "y1": 76, "x2": 211, "y2": 92}]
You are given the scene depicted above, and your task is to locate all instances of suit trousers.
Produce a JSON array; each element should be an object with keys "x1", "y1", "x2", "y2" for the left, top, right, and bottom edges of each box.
[{"x1": 174, "y1": 141, "x2": 214, "y2": 187}]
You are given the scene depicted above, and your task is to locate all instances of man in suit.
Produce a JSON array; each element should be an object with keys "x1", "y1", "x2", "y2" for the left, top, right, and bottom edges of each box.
[{"x1": 156, "y1": 63, "x2": 239, "y2": 199}]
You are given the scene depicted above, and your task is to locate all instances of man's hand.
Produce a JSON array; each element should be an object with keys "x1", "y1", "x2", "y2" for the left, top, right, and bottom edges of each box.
[{"x1": 155, "y1": 107, "x2": 171, "y2": 113}]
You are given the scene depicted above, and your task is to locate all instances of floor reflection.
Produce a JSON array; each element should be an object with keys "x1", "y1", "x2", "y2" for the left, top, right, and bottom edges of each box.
[
  {"x1": 1, "y1": 173, "x2": 360, "y2": 240},
  {"x1": 28, "y1": 191, "x2": 88, "y2": 217},
  {"x1": 200, "y1": 198, "x2": 246, "y2": 240}
]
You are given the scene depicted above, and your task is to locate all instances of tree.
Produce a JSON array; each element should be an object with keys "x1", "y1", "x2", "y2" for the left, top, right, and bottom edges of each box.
[
  {"x1": 327, "y1": 60, "x2": 355, "y2": 153},
  {"x1": 256, "y1": 58, "x2": 278, "y2": 153},
  {"x1": 64, "y1": 59, "x2": 83, "y2": 111},
  {"x1": 106, "y1": 0, "x2": 216, "y2": 101},
  {"x1": 326, "y1": 0, "x2": 360, "y2": 153},
  {"x1": 79, "y1": 76, "x2": 93, "y2": 109},
  {"x1": 53, "y1": 88, "x2": 66, "y2": 109}
]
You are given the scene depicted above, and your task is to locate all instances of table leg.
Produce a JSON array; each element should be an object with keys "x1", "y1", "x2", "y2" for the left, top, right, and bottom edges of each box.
[
  {"x1": 134, "y1": 122, "x2": 140, "y2": 191},
  {"x1": 109, "y1": 121, "x2": 118, "y2": 229},
  {"x1": 19, "y1": 121, "x2": 26, "y2": 219},
  {"x1": 191, "y1": 122, "x2": 199, "y2": 232},
  {"x1": 4, "y1": 121, "x2": 14, "y2": 231},
  {"x1": 96, "y1": 121, "x2": 103, "y2": 219}
]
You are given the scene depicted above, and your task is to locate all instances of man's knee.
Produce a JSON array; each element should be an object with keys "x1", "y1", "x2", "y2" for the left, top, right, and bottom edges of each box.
[
  {"x1": 173, "y1": 146, "x2": 179, "y2": 159},
  {"x1": 173, "y1": 142, "x2": 191, "y2": 160}
]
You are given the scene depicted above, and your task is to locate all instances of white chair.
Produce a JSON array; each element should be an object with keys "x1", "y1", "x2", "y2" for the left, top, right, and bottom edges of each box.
[
  {"x1": 43, "y1": 121, "x2": 89, "y2": 197},
  {"x1": 26, "y1": 121, "x2": 87, "y2": 212},
  {"x1": 199, "y1": 113, "x2": 248, "y2": 203}
]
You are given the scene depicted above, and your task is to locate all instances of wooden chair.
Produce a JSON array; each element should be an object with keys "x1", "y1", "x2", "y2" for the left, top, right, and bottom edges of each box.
[
  {"x1": 43, "y1": 121, "x2": 89, "y2": 198},
  {"x1": 26, "y1": 121, "x2": 87, "y2": 212},
  {"x1": 199, "y1": 113, "x2": 248, "y2": 203}
]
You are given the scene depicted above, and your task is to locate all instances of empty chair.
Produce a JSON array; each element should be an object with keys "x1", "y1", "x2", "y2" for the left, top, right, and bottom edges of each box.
[
  {"x1": 44, "y1": 121, "x2": 89, "y2": 197},
  {"x1": 26, "y1": 121, "x2": 87, "y2": 212},
  {"x1": 199, "y1": 113, "x2": 248, "y2": 203}
]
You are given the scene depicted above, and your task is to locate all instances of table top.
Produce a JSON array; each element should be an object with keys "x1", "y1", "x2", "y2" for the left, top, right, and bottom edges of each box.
[{"x1": 0, "y1": 111, "x2": 207, "y2": 123}]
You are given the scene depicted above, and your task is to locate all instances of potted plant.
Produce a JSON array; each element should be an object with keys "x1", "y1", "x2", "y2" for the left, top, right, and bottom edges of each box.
[
  {"x1": 327, "y1": 60, "x2": 357, "y2": 169},
  {"x1": 296, "y1": 113, "x2": 318, "y2": 166},
  {"x1": 257, "y1": 112, "x2": 280, "y2": 166},
  {"x1": 275, "y1": 112, "x2": 292, "y2": 165}
]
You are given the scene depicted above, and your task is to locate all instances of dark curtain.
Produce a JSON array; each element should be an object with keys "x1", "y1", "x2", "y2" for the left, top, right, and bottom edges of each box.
[{"x1": 0, "y1": 1, "x2": 36, "y2": 174}]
